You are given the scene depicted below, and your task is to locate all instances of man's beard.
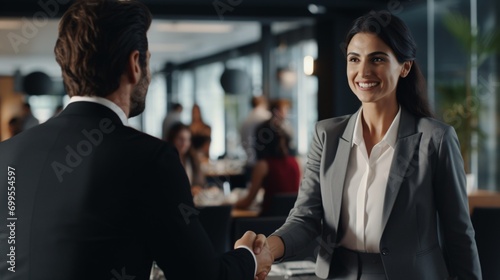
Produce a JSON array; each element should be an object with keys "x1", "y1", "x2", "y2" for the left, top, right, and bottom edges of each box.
[{"x1": 129, "y1": 71, "x2": 149, "y2": 118}]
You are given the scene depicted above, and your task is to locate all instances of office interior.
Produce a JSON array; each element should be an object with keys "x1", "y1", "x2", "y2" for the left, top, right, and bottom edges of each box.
[
  {"x1": 1, "y1": 0, "x2": 500, "y2": 278},
  {"x1": 2, "y1": 0, "x2": 500, "y2": 191}
]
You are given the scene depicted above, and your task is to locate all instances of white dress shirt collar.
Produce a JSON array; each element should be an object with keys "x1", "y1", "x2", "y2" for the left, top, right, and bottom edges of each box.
[
  {"x1": 352, "y1": 106, "x2": 401, "y2": 149},
  {"x1": 68, "y1": 96, "x2": 128, "y2": 126}
]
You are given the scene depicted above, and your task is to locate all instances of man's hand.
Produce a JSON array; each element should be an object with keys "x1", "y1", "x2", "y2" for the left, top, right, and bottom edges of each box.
[{"x1": 235, "y1": 231, "x2": 273, "y2": 280}]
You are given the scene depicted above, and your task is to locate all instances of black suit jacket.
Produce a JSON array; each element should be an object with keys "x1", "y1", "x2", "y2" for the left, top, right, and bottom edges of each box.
[{"x1": 0, "y1": 102, "x2": 255, "y2": 280}]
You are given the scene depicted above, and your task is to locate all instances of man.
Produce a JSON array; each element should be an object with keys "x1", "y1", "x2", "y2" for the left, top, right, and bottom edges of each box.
[
  {"x1": 21, "y1": 102, "x2": 40, "y2": 131},
  {"x1": 162, "y1": 102, "x2": 183, "y2": 141},
  {"x1": 7, "y1": 117, "x2": 23, "y2": 137},
  {"x1": 0, "y1": 1, "x2": 271, "y2": 279},
  {"x1": 240, "y1": 96, "x2": 271, "y2": 173},
  {"x1": 254, "y1": 99, "x2": 295, "y2": 160}
]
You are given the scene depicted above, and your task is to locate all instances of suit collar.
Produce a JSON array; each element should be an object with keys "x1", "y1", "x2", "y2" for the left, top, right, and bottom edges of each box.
[
  {"x1": 397, "y1": 107, "x2": 418, "y2": 139},
  {"x1": 341, "y1": 108, "x2": 359, "y2": 143},
  {"x1": 351, "y1": 107, "x2": 401, "y2": 149},
  {"x1": 57, "y1": 102, "x2": 125, "y2": 127},
  {"x1": 332, "y1": 106, "x2": 422, "y2": 233},
  {"x1": 382, "y1": 108, "x2": 421, "y2": 231},
  {"x1": 329, "y1": 113, "x2": 358, "y2": 229},
  {"x1": 68, "y1": 96, "x2": 128, "y2": 125},
  {"x1": 343, "y1": 106, "x2": 418, "y2": 143}
]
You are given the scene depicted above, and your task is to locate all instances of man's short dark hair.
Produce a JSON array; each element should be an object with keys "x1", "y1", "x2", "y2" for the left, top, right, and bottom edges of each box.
[{"x1": 54, "y1": 0, "x2": 152, "y2": 97}]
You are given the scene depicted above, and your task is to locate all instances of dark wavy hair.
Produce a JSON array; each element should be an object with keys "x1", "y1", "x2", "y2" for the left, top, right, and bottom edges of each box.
[
  {"x1": 255, "y1": 120, "x2": 291, "y2": 160},
  {"x1": 55, "y1": 0, "x2": 152, "y2": 97},
  {"x1": 345, "y1": 11, "x2": 433, "y2": 118}
]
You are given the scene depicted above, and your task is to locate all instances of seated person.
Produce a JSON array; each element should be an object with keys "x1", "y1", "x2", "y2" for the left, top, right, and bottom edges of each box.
[
  {"x1": 167, "y1": 122, "x2": 205, "y2": 196},
  {"x1": 8, "y1": 116, "x2": 24, "y2": 137},
  {"x1": 234, "y1": 124, "x2": 300, "y2": 215}
]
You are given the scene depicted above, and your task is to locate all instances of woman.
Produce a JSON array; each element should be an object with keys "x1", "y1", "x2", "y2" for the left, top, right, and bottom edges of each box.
[
  {"x1": 167, "y1": 122, "x2": 205, "y2": 195},
  {"x1": 264, "y1": 12, "x2": 482, "y2": 280},
  {"x1": 190, "y1": 104, "x2": 212, "y2": 163},
  {"x1": 234, "y1": 123, "x2": 300, "y2": 216}
]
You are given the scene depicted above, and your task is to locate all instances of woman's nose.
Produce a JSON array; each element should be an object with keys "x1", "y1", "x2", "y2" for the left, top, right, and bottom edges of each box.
[{"x1": 359, "y1": 61, "x2": 371, "y2": 77}]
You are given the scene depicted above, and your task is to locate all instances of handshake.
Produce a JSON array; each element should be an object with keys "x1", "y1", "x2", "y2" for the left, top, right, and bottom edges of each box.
[{"x1": 234, "y1": 231, "x2": 275, "y2": 280}]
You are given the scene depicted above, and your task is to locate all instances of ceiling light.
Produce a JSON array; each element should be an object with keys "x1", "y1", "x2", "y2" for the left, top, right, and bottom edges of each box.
[
  {"x1": 155, "y1": 22, "x2": 233, "y2": 33},
  {"x1": 308, "y1": 4, "x2": 327, "y2": 14},
  {"x1": 303, "y1": 56, "x2": 315, "y2": 76}
]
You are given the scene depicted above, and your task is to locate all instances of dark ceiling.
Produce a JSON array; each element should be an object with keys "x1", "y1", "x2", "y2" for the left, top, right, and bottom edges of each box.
[{"x1": 0, "y1": 0, "x2": 421, "y2": 20}]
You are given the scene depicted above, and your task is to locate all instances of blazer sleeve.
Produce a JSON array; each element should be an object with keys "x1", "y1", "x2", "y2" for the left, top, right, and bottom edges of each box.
[
  {"x1": 272, "y1": 122, "x2": 324, "y2": 259},
  {"x1": 143, "y1": 144, "x2": 255, "y2": 280},
  {"x1": 433, "y1": 126, "x2": 482, "y2": 279}
]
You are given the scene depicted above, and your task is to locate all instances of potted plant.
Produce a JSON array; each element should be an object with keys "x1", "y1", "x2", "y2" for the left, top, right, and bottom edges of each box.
[{"x1": 438, "y1": 12, "x2": 500, "y2": 180}]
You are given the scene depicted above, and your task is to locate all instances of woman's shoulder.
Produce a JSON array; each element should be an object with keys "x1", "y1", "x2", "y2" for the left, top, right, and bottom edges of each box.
[
  {"x1": 316, "y1": 114, "x2": 352, "y2": 130},
  {"x1": 314, "y1": 114, "x2": 353, "y2": 136},
  {"x1": 416, "y1": 116, "x2": 454, "y2": 134}
]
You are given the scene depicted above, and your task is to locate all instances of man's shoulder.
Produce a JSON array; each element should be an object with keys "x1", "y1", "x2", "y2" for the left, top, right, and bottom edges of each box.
[{"x1": 121, "y1": 126, "x2": 175, "y2": 153}]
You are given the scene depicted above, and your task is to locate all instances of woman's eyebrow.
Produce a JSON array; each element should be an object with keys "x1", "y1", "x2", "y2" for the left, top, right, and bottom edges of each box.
[{"x1": 347, "y1": 51, "x2": 389, "y2": 57}]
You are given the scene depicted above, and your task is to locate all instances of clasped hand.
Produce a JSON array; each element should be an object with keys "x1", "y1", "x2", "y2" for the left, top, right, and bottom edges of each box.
[{"x1": 235, "y1": 231, "x2": 274, "y2": 280}]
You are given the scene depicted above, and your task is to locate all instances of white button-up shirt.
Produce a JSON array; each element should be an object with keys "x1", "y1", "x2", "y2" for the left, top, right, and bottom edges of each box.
[{"x1": 339, "y1": 107, "x2": 401, "y2": 253}]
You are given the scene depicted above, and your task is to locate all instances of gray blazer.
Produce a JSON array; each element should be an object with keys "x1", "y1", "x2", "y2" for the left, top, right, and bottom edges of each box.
[{"x1": 273, "y1": 108, "x2": 482, "y2": 279}]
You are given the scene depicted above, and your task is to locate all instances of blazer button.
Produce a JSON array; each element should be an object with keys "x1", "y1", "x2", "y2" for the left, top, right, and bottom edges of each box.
[{"x1": 381, "y1": 248, "x2": 390, "y2": 256}]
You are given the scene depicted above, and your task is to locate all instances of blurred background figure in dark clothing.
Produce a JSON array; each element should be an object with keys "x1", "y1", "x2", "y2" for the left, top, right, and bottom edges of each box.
[
  {"x1": 162, "y1": 102, "x2": 183, "y2": 140},
  {"x1": 240, "y1": 95, "x2": 271, "y2": 179},
  {"x1": 235, "y1": 120, "x2": 300, "y2": 216},
  {"x1": 21, "y1": 102, "x2": 39, "y2": 131}
]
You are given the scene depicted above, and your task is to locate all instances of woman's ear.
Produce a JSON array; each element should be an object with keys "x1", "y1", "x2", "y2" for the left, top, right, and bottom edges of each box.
[
  {"x1": 126, "y1": 50, "x2": 141, "y2": 84},
  {"x1": 400, "y1": 60, "x2": 413, "y2": 78}
]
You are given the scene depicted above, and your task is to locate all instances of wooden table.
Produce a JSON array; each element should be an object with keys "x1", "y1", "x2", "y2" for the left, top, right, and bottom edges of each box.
[
  {"x1": 468, "y1": 190, "x2": 500, "y2": 214},
  {"x1": 231, "y1": 208, "x2": 260, "y2": 218}
]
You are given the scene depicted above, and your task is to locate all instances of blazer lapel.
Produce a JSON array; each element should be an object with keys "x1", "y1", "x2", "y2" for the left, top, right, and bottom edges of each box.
[
  {"x1": 381, "y1": 109, "x2": 422, "y2": 231},
  {"x1": 329, "y1": 110, "x2": 358, "y2": 228}
]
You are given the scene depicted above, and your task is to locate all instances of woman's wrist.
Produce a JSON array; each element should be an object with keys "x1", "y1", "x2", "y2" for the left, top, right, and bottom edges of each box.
[{"x1": 267, "y1": 235, "x2": 285, "y2": 261}]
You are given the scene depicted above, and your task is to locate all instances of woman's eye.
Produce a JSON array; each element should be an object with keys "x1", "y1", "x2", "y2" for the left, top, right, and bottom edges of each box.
[
  {"x1": 348, "y1": 57, "x2": 359, "y2": 62},
  {"x1": 373, "y1": 57, "x2": 384, "y2": 62}
]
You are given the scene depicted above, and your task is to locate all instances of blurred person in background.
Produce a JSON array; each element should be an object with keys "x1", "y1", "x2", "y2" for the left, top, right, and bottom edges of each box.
[
  {"x1": 8, "y1": 116, "x2": 23, "y2": 137},
  {"x1": 167, "y1": 122, "x2": 205, "y2": 196},
  {"x1": 255, "y1": 98, "x2": 295, "y2": 160},
  {"x1": 162, "y1": 102, "x2": 183, "y2": 140},
  {"x1": 234, "y1": 122, "x2": 300, "y2": 216},
  {"x1": 240, "y1": 96, "x2": 271, "y2": 180},
  {"x1": 190, "y1": 104, "x2": 212, "y2": 162},
  {"x1": 21, "y1": 102, "x2": 40, "y2": 130}
]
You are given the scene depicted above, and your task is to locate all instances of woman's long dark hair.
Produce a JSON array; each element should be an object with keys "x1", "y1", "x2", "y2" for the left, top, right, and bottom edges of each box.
[{"x1": 345, "y1": 11, "x2": 433, "y2": 118}]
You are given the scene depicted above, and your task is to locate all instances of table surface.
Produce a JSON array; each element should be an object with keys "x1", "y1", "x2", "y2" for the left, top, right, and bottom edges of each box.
[
  {"x1": 267, "y1": 275, "x2": 320, "y2": 280},
  {"x1": 202, "y1": 159, "x2": 245, "y2": 177},
  {"x1": 194, "y1": 186, "x2": 263, "y2": 217},
  {"x1": 231, "y1": 208, "x2": 260, "y2": 218},
  {"x1": 468, "y1": 189, "x2": 500, "y2": 214}
]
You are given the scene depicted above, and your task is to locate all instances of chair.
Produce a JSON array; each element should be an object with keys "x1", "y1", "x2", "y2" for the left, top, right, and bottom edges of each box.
[
  {"x1": 471, "y1": 207, "x2": 500, "y2": 279},
  {"x1": 232, "y1": 216, "x2": 317, "y2": 261},
  {"x1": 197, "y1": 205, "x2": 232, "y2": 255},
  {"x1": 264, "y1": 193, "x2": 298, "y2": 217}
]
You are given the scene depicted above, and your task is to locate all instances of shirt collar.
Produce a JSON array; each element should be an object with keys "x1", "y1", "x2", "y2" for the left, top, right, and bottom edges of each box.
[
  {"x1": 352, "y1": 106, "x2": 401, "y2": 149},
  {"x1": 68, "y1": 96, "x2": 128, "y2": 126}
]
